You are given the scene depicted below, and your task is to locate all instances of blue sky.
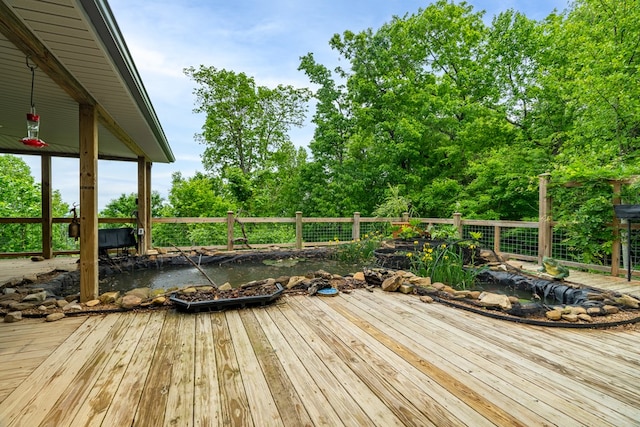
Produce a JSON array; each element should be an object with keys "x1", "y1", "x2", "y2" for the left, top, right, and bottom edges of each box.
[{"x1": 21, "y1": 0, "x2": 568, "y2": 210}]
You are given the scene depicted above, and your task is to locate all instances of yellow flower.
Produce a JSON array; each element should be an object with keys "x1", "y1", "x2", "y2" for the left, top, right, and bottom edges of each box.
[
  {"x1": 413, "y1": 240, "x2": 419, "y2": 245},
  {"x1": 406, "y1": 252, "x2": 413, "y2": 257}
]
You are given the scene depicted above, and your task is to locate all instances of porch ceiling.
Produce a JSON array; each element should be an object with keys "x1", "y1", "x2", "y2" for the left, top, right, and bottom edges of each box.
[{"x1": 0, "y1": 0, "x2": 174, "y2": 163}]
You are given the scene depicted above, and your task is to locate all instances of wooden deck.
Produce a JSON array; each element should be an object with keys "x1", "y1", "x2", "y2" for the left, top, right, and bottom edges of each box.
[{"x1": 1, "y1": 289, "x2": 639, "y2": 426}]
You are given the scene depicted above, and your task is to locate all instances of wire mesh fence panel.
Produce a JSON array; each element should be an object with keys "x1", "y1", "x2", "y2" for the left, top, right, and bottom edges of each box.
[
  {"x1": 53, "y1": 223, "x2": 79, "y2": 252},
  {"x1": 360, "y1": 221, "x2": 391, "y2": 240},
  {"x1": 461, "y1": 224, "x2": 494, "y2": 249},
  {"x1": 303, "y1": 222, "x2": 353, "y2": 244},
  {"x1": 152, "y1": 222, "x2": 228, "y2": 247},
  {"x1": 0, "y1": 223, "x2": 41, "y2": 252},
  {"x1": 500, "y1": 227, "x2": 539, "y2": 257},
  {"x1": 234, "y1": 222, "x2": 296, "y2": 246},
  {"x1": 551, "y1": 226, "x2": 613, "y2": 266},
  {"x1": 617, "y1": 225, "x2": 640, "y2": 272}
]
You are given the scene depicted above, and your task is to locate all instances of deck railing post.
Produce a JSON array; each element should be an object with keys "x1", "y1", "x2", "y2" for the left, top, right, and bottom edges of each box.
[
  {"x1": 295, "y1": 211, "x2": 303, "y2": 249},
  {"x1": 453, "y1": 212, "x2": 462, "y2": 238},
  {"x1": 401, "y1": 212, "x2": 409, "y2": 222},
  {"x1": 227, "y1": 211, "x2": 234, "y2": 251},
  {"x1": 493, "y1": 225, "x2": 501, "y2": 254},
  {"x1": 538, "y1": 173, "x2": 552, "y2": 264},
  {"x1": 611, "y1": 180, "x2": 622, "y2": 277},
  {"x1": 353, "y1": 212, "x2": 360, "y2": 241}
]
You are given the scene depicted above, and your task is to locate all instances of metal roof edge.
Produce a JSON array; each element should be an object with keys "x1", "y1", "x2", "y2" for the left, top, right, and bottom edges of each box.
[{"x1": 78, "y1": 0, "x2": 175, "y2": 163}]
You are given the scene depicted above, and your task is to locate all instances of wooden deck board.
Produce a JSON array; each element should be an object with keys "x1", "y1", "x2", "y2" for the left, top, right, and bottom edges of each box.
[
  {"x1": 1, "y1": 286, "x2": 639, "y2": 427},
  {"x1": 357, "y1": 291, "x2": 622, "y2": 426}
]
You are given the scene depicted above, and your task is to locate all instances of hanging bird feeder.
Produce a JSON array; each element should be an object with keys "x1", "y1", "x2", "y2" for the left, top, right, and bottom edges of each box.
[{"x1": 20, "y1": 57, "x2": 48, "y2": 148}]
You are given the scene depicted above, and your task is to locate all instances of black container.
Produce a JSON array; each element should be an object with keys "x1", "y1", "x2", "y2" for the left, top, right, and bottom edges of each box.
[{"x1": 614, "y1": 204, "x2": 640, "y2": 219}]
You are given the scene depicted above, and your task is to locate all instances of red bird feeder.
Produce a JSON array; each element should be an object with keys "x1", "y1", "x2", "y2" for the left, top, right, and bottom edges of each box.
[{"x1": 20, "y1": 57, "x2": 48, "y2": 148}]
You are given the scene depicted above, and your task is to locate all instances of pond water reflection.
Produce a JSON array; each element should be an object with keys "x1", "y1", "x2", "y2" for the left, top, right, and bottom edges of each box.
[{"x1": 100, "y1": 258, "x2": 361, "y2": 293}]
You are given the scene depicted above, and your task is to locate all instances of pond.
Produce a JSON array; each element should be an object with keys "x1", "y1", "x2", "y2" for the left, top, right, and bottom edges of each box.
[{"x1": 99, "y1": 258, "x2": 362, "y2": 293}]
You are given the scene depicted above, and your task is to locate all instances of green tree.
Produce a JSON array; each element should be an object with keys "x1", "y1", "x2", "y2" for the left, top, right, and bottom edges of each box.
[
  {"x1": 0, "y1": 155, "x2": 69, "y2": 252},
  {"x1": 184, "y1": 65, "x2": 311, "y2": 176},
  {"x1": 100, "y1": 191, "x2": 165, "y2": 219}
]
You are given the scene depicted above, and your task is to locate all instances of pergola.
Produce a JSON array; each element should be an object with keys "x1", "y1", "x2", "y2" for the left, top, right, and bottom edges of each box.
[{"x1": 0, "y1": 0, "x2": 175, "y2": 302}]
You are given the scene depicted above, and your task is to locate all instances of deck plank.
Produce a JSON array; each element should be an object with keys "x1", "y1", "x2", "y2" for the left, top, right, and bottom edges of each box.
[
  {"x1": 164, "y1": 313, "x2": 196, "y2": 427},
  {"x1": 269, "y1": 301, "x2": 390, "y2": 427},
  {"x1": 193, "y1": 313, "x2": 221, "y2": 427},
  {"x1": 226, "y1": 310, "x2": 284, "y2": 427},
  {"x1": 38, "y1": 313, "x2": 135, "y2": 427},
  {"x1": 0, "y1": 315, "x2": 110, "y2": 427},
  {"x1": 68, "y1": 312, "x2": 154, "y2": 427},
  {"x1": 294, "y1": 295, "x2": 500, "y2": 427},
  {"x1": 253, "y1": 306, "x2": 346, "y2": 426},
  {"x1": 97, "y1": 310, "x2": 166, "y2": 427},
  {"x1": 277, "y1": 298, "x2": 409, "y2": 427},
  {"x1": 389, "y1": 292, "x2": 640, "y2": 426},
  {"x1": 238, "y1": 309, "x2": 314, "y2": 427},
  {"x1": 133, "y1": 310, "x2": 180, "y2": 427},
  {"x1": 211, "y1": 311, "x2": 252, "y2": 426},
  {"x1": 341, "y1": 290, "x2": 597, "y2": 426}
]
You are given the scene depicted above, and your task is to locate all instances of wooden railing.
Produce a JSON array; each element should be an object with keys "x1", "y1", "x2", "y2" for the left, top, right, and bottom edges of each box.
[{"x1": 1, "y1": 211, "x2": 637, "y2": 278}]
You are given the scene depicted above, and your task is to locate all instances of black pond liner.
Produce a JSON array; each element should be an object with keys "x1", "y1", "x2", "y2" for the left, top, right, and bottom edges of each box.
[
  {"x1": 448, "y1": 269, "x2": 640, "y2": 328},
  {"x1": 169, "y1": 283, "x2": 284, "y2": 313}
]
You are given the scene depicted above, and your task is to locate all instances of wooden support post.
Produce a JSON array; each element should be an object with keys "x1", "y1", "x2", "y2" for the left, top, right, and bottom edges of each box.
[
  {"x1": 453, "y1": 212, "x2": 462, "y2": 238},
  {"x1": 145, "y1": 161, "x2": 152, "y2": 250},
  {"x1": 352, "y1": 212, "x2": 360, "y2": 241},
  {"x1": 227, "y1": 210, "x2": 234, "y2": 251},
  {"x1": 295, "y1": 211, "x2": 303, "y2": 250},
  {"x1": 493, "y1": 225, "x2": 501, "y2": 254},
  {"x1": 538, "y1": 173, "x2": 552, "y2": 264},
  {"x1": 79, "y1": 104, "x2": 98, "y2": 302},
  {"x1": 611, "y1": 180, "x2": 622, "y2": 277},
  {"x1": 41, "y1": 154, "x2": 53, "y2": 259},
  {"x1": 137, "y1": 156, "x2": 148, "y2": 256}
]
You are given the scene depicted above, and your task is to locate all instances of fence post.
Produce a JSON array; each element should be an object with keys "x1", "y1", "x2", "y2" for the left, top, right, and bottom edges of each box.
[
  {"x1": 295, "y1": 212, "x2": 303, "y2": 249},
  {"x1": 453, "y1": 212, "x2": 462, "y2": 238},
  {"x1": 538, "y1": 173, "x2": 552, "y2": 264},
  {"x1": 353, "y1": 212, "x2": 361, "y2": 241},
  {"x1": 401, "y1": 212, "x2": 409, "y2": 222},
  {"x1": 611, "y1": 180, "x2": 622, "y2": 277},
  {"x1": 493, "y1": 225, "x2": 501, "y2": 254},
  {"x1": 226, "y1": 211, "x2": 234, "y2": 251}
]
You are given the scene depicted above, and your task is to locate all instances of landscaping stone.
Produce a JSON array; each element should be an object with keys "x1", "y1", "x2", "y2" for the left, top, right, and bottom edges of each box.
[
  {"x1": 46, "y1": 312, "x2": 65, "y2": 322},
  {"x1": 218, "y1": 283, "x2": 232, "y2": 291},
  {"x1": 56, "y1": 299, "x2": 68, "y2": 308},
  {"x1": 22, "y1": 291, "x2": 47, "y2": 303},
  {"x1": 4, "y1": 311, "x2": 22, "y2": 322},
  {"x1": 561, "y1": 314, "x2": 578, "y2": 322},
  {"x1": 381, "y1": 272, "x2": 403, "y2": 292},
  {"x1": 478, "y1": 292, "x2": 512, "y2": 310},
  {"x1": 603, "y1": 305, "x2": 619, "y2": 314},
  {"x1": 398, "y1": 284, "x2": 414, "y2": 294},
  {"x1": 85, "y1": 299, "x2": 101, "y2": 307},
  {"x1": 63, "y1": 303, "x2": 82, "y2": 312},
  {"x1": 9, "y1": 302, "x2": 35, "y2": 311},
  {"x1": 100, "y1": 291, "x2": 120, "y2": 304},
  {"x1": 121, "y1": 294, "x2": 142, "y2": 309},
  {"x1": 577, "y1": 313, "x2": 593, "y2": 322},
  {"x1": 615, "y1": 294, "x2": 639, "y2": 309},
  {"x1": 353, "y1": 272, "x2": 365, "y2": 281},
  {"x1": 545, "y1": 310, "x2": 562, "y2": 320},
  {"x1": 419, "y1": 295, "x2": 434, "y2": 303}
]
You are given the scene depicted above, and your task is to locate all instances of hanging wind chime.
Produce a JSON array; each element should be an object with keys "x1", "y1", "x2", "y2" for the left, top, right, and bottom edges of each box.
[{"x1": 21, "y1": 57, "x2": 48, "y2": 148}]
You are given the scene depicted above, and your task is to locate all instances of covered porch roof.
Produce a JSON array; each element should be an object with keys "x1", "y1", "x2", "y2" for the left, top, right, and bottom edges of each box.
[{"x1": 0, "y1": 0, "x2": 174, "y2": 163}]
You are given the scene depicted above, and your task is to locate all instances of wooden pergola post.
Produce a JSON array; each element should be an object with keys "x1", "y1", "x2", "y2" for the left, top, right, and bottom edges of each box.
[
  {"x1": 79, "y1": 104, "x2": 99, "y2": 302},
  {"x1": 352, "y1": 212, "x2": 360, "y2": 241},
  {"x1": 137, "y1": 156, "x2": 148, "y2": 255},
  {"x1": 538, "y1": 173, "x2": 552, "y2": 264},
  {"x1": 41, "y1": 154, "x2": 53, "y2": 259}
]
